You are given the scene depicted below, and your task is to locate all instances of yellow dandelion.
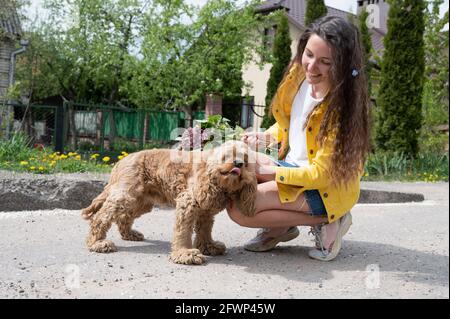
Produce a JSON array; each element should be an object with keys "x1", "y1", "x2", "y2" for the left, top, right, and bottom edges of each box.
[
  {"x1": 102, "y1": 156, "x2": 110, "y2": 162},
  {"x1": 60, "y1": 154, "x2": 68, "y2": 160},
  {"x1": 20, "y1": 161, "x2": 29, "y2": 166},
  {"x1": 39, "y1": 166, "x2": 45, "y2": 171},
  {"x1": 121, "y1": 151, "x2": 129, "y2": 156},
  {"x1": 29, "y1": 166, "x2": 36, "y2": 170},
  {"x1": 118, "y1": 155, "x2": 124, "y2": 160},
  {"x1": 75, "y1": 155, "x2": 81, "y2": 160},
  {"x1": 50, "y1": 161, "x2": 57, "y2": 167}
]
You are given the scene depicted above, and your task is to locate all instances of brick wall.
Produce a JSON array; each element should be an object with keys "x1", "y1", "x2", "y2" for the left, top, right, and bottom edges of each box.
[{"x1": 205, "y1": 93, "x2": 223, "y2": 117}]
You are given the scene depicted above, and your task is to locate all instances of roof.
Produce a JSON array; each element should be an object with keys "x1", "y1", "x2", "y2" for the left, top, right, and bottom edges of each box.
[
  {"x1": 256, "y1": 0, "x2": 353, "y2": 27},
  {"x1": 0, "y1": 0, "x2": 23, "y2": 40},
  {"x1": 371, "y1": 28, "x2": 386, "y2": 54},
  {"x1": 256, "y1": 0, "x2": 384, "y2": 54}
]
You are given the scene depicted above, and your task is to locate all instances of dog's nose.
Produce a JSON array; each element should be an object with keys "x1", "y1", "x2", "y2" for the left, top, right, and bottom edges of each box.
[{"x1": 233, "y1": 160, "x2": 244, "y2": 168}]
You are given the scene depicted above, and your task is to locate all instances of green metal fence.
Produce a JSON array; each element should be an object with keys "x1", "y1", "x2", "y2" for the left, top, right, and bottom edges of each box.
[
  {"x1": 1, "y1": 99, "x2": 211, "y2": 154},
  {"x1": 103, "y1": 110, "x2": 181, "y2": 141},
  {"x1": 66, "y1": 102, "x2": 196, "y2": 152}
]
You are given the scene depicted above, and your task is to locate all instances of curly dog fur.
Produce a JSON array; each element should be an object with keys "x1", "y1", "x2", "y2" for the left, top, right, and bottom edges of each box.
[{"x1": 81, "y1": 141, "x2": 257, "y2": 265}]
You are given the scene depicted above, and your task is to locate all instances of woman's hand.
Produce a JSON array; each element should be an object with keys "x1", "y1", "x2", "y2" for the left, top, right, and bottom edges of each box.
[{"x1": 241, "y1": 131, "x2": 270, "y2": 151}]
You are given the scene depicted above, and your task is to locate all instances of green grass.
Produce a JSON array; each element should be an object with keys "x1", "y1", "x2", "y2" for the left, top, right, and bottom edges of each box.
[
  {"x1": 1, "y1": 133, "x2": 449, "y2": 180},
  {"x1": 0, "y1": 132, "x2": 35, "y2": 162},
  {"x1": 0, "y1": 133, "x2": 112, "y2": 174},
  {"x1": 0, "y1": 150, "x2": 113, "y2": 174},
  {"x1": 0, "y1": 133, "x2": 177, "y2": 174},
  {"x1": 363, "y1": 151, "x2": 448, "y2": 182}
]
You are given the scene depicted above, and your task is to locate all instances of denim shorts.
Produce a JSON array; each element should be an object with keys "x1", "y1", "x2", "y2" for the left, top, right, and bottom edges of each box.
[
  {"x1": 274, "y1": 160, "x2": 327, "y2": 217},
  {"x1": 304, "y1": 190, "x2": 328, "y2": 217}
]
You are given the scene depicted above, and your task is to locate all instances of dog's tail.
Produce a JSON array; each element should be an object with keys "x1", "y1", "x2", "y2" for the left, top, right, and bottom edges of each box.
[{"x1": 81, "y1": 186, "x2": 110, "y2": 220}]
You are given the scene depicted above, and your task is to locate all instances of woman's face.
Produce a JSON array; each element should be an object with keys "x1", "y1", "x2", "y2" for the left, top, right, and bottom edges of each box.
[{"x1": 301, "y1": 34, "x2": 333, "y2": 88}]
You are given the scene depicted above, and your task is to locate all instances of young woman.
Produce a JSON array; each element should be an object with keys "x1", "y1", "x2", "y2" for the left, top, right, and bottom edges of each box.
[{"x1": 227, "y1": 16, "x2": 371, "y2": 261}]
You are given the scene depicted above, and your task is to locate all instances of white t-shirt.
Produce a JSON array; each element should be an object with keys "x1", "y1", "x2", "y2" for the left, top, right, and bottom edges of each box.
[{"x1": 285, "y1": 81, "x2": 323, "y2": 167}]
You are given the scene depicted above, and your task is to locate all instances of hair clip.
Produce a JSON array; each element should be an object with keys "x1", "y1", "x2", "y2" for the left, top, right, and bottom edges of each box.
[{"x1": 351, "y1": 69, "x2": 359, "y2": 77}]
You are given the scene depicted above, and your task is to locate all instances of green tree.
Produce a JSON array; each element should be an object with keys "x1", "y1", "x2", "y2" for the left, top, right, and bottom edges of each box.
[
  {"x1": 305, "y1": 0, "x2": 327, "y2": 26},
  {"x1": 375, "y1": 0, "x2": 426, "y2": 157},
  {"x1": 358, "y1": 8, "x2": 373, "y2": 97},
  {"x1": 16, "y1": 0, "x2": 267, "y2": 117},
  {"x1": 17, "y1": 0, "x2": 143, "y2": 104},
  {"x1": 125, "y1": 0, "x2": 266, "y2": 121},
  {"x1": 422, "y1": 0, "x2": 448, "y2": 125},
  {"x1": 419, "y1": 0, "x2": 448, "y2": 153},
  {"x1": 261, "y1": 12, "x2": 291, "y2": 129}
]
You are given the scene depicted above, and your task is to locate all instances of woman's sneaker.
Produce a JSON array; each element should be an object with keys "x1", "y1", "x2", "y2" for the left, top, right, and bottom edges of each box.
[
  {"x1": 244, "y1": 227, "x2": 300, "y2": 252},
  {"x1": 308, "y1": 212, "x2": 352, "y2": 261}
]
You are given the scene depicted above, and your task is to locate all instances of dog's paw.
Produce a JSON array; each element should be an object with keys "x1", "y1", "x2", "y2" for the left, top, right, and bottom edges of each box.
[
  {"x1": 121, "y1": 230, "x2": 145, "y2": 241},
  {"x1": 88, "y1": 240, "x2": 118, "y2": 253},
  {"x1": 170, "y1": 249, "x2": 205, "y2": 265},
  {"x1": 196, "y1": 241, "x2": 226, "y2": 256}
]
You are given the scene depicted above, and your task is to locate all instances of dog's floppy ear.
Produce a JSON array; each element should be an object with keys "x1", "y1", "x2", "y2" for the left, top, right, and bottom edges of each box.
[
  {"x1": 193, "y1": 165, "x2": 223, "y2": 210},
  {"x1": 235, "y1": 173, "x2": 257, "y2": 217}
]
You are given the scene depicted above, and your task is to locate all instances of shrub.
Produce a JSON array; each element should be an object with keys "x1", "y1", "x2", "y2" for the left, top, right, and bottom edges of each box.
[
  {"x1": 363, "y1": 151, "x2": 448, "y2": 181},
  {"x1": 262, "y1": 13, "x2": 292, "y2": 129},
  {"x1": 0, "y1": 132, "x2": 34, "y2": 162},
  {"x1": 305, "y1": 0, "x2": 327, "y2": 26},
  {"x1": 375, "y1": 0, "x2": 426, "y2": 157},
  {"x1": 180, "y1": 115, "x2": 243, "y2": 150}
]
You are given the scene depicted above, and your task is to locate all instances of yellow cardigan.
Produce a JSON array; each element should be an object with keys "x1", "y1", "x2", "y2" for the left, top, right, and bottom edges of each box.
[{"x1": 265, "y1": 63, "x2": 360, "y2": 223}]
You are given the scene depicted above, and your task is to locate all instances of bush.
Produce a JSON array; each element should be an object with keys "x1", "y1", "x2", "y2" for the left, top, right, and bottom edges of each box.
[
  {"x1": 0, "y1": 132, "x2": 34, "y2": 162},
  {"x1": 262, "y1": 13, "x2": 292, "y2": 129},
  {"x1": 363, "y1": 151, "x2": 448, "y2": 182},
  {"x1": 375, "y1": 0, "x2": 426, "y2": 157},
  {"x1": 305, "y1": 0, "x2": 327, "y2": 26},
  {"x1": 419, "y1": 78, "x2": 449, "y2": 154},
  {"x1": 180, "y1": 115, "x2": 244, "y2": 150}
]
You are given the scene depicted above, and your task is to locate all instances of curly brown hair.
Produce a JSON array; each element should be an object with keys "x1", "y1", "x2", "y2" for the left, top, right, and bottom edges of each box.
[{"x1": 281, "y1": 16, "x2": 371, "y2": 186}]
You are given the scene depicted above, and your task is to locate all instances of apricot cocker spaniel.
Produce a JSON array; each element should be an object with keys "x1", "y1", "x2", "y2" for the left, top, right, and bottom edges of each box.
[{"x1": 81, "y1": 141, "x2": 257, "y2": 265}]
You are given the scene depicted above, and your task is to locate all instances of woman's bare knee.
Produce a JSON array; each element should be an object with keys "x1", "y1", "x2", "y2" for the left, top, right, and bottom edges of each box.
[{"x1": 226, "y1": 201, "x2": 249, "y2": 227}]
